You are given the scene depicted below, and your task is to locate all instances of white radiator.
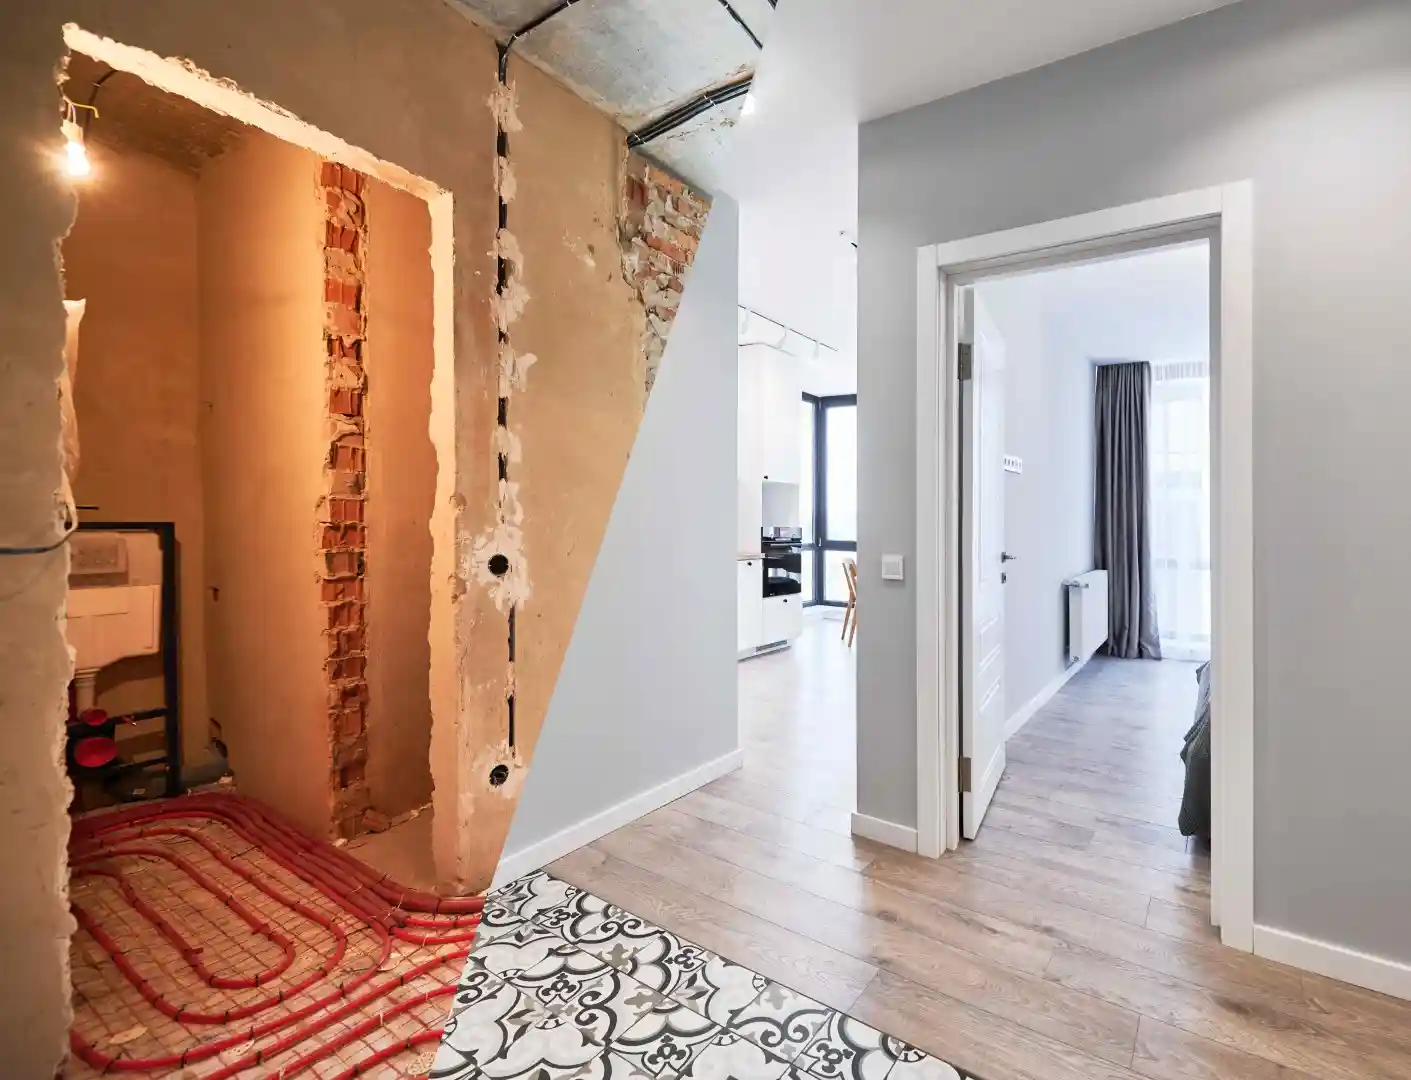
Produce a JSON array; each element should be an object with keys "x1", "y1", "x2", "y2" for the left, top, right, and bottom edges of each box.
[{"x1": 1066, "y1": 569, "x2": 1109, "y2": 664}]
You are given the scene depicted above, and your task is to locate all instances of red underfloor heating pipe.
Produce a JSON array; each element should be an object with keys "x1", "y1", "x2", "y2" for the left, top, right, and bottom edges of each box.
[{"x1": 68, "y1": 793, "x2": 484, "y2": 1078}]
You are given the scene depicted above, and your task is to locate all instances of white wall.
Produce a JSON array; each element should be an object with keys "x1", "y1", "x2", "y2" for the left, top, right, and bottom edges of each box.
[
  {"x1": 858, "y1": 0, "x2": 1411, "y2": 965},
  {"x1": 728, "y1": 0, "x2": 857, "y2": 380},
  {"x1": 498, "y1": 198, "x2": 741, "y2": 876},
  {"x1": 976, "y1": 281, "x2": 1094, "y2": 724}
]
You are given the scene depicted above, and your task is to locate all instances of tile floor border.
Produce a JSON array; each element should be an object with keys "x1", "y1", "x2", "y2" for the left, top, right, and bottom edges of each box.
[{"x1": 432, "y1": 870, "x2": 972, "y2": 1080}]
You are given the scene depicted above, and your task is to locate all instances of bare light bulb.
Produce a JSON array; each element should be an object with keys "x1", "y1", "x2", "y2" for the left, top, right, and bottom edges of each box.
[
  {"x1": 62, "y1": 119, "x2": 90, "y2": 178},
  {"x1": 741, "y1": 93, "x2": 757, "y2": 117}
]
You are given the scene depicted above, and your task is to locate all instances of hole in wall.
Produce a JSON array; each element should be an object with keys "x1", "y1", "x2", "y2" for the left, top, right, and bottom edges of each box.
[
  {"x1": 56, "y1": 25, "x2": 459, "y2": 882},
  {"x1": 488, "y1": 553, "x2": 510, "y2": 577},
  {"x1": 489, "y1": 764, "x2": 509, "y2": 787}
]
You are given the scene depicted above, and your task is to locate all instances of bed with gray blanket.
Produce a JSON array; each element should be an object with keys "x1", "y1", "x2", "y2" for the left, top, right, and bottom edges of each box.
[{"x1": 1179, "y1": 661, "x2": 1213, "y2": 839}]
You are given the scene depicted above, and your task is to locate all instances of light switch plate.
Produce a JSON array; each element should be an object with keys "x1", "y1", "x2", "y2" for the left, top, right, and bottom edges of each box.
[
  {"x1": 1003, "y1": 455, "x2": 1023, "y2": 474},
  {"x1": 881, "y1": 554, "x2": 905, "y2": 581}
]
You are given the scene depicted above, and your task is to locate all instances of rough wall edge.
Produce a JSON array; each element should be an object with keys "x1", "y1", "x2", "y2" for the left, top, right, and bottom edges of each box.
[
  {"x1": 2, "y1": 29, "x2": 79, "y2": 1078},
  {"x1": 64, "y1": 26, "x2": 445, "y2": 203},
  {"x1": 426, "y1": 190, "x2": 463, "y2": 888}
]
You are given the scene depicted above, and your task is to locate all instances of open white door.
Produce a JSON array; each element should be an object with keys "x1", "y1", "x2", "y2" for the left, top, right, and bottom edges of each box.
[{"x1": 960, "y1": 288, "x2": 1007, "y2": 839}]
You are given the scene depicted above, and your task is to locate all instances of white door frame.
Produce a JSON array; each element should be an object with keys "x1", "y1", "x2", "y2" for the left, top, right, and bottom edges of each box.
[{"x1": 914, "y1": 183, "x2": 1254, "y2": 952}]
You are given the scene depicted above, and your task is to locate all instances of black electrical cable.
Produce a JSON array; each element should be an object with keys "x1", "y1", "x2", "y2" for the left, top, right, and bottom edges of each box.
[
  {"x1": 627, "y1": 75, "x2": 752, "y2": 147},
  {"x1": 501, "y1": 0, "x2": 580, "y2": 76},
  {"x1": 79, "y1": 67, "x2": 116, "y2": 133},
  {"x1": 713, "y1": 0, "x2": 762, "y2": 49}
]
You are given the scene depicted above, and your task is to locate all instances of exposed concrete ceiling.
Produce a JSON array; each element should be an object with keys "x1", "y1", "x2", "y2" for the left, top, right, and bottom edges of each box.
[
  {"x1": 446, "y1": 0, "x2": 776, "y2": 192},
  {"x1": 63, "y1": 52, "x2": 249, "y2": 173}
]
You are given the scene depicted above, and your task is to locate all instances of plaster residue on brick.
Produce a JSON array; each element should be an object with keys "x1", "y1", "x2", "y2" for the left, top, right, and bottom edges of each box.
[{"x1": 618, "y1": 154, "x2": 711, "y2": 397}]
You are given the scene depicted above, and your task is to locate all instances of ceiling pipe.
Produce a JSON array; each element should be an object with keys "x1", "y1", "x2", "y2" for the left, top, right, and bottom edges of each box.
[{"x1": 627, "y1": 74, "x2": 752, "y2": 147}]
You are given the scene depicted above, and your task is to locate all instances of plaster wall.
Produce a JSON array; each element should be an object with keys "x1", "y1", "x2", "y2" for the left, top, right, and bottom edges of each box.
[
  {"x1": 198, "y1": 132, "x2": 329, "y2": 836},
  {"x1": 1, "y1": 2, "x2": 712, "y2": 1069},
  {"x1": 503, "y1": 196, "x2": 740, "y2": 866},
  {"x1": 60, "y1": 142, "x2": 209, "y2": 766},
  {"x1": 363, "y1": 176, "x2": 437, "y2": 819}
]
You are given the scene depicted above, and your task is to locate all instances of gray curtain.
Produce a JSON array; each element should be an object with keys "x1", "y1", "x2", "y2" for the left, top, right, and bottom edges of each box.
[{"x1": 1094, "y1": 362, "x2": 1162, "y2": 660}]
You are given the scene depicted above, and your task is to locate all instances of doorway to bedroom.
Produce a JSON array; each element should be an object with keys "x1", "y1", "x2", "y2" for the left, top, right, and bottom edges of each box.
[{"x1": 952, "y1": 238, "x2": 1216, "y2": 935}]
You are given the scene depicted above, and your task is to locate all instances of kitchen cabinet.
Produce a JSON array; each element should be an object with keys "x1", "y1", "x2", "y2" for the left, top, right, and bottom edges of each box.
[
  {"x1": 737, "y1": 559, "x2": 762, "y2": 652},
  {"x1": 739, "y1": 344, "x2": 801, "y2": 486},
  {"x1": 761, "y1": 594, "x2": 802, "y2": 646}
]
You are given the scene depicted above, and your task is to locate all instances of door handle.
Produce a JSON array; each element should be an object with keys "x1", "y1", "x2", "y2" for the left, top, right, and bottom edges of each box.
[{"x1": 1001, "y1": 551, "x2": 1018, "y2": 562}]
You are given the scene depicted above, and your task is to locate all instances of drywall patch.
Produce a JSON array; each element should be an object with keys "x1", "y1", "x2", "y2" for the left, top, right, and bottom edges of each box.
[
  {"x1": 618, "y1": 155, "x2": 711, "y2": 396},
  {"x1": 319, "y1": 160, "x2": 374, "y2": 839}
]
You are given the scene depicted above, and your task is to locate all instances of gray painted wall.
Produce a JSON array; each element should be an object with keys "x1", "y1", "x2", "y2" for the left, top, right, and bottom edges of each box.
[
  {"x1": 501, "y1": 197, "x2": 740, "y2": 863},
  {"x1": 976, "y1": 283, "x2": 1094, "y2": 722},
  {"x1": 858, "y1": 0, "x2": 1411, "y2": 963}
]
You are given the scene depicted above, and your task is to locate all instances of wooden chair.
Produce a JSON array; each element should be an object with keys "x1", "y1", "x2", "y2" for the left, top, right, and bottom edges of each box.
[{"x1": 841, "y1": 557, "x2": 859, "y2": 647}]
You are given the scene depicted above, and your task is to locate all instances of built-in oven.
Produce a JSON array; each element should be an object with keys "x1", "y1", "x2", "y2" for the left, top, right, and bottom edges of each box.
[{"x1": 760, "y1": 527, "x2": 803, "y2": 598}]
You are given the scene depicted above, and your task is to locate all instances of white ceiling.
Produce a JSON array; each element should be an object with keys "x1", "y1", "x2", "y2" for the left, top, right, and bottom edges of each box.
[
  {"x1": 980, "y1": 242, "x2": 1212, "y2": 364},
  {"x1": 725, "y1": 0, "x2": 1243, "y2": 389},
  {"x1": 726, "y1": 0, "x2": 858, "y2": 369},
  {"x1": 854, "y1": 0, "x2": 1244, "y2": 122}
]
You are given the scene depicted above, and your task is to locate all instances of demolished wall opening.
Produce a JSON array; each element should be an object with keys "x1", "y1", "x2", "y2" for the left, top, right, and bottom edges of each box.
[{"x1": 58, "y1": 38, "x2": 452, "y2": 863}]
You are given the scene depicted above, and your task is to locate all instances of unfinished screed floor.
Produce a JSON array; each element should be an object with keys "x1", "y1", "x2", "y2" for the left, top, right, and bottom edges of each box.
[{"x1": 522, "y1": 616, "x2": 1411, "y2": 1080}]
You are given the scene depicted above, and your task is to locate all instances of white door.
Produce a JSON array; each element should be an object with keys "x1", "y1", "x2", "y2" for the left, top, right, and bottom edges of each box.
[{"x1": 960, "y1": 288, "x2": 1007, "y2": 839}]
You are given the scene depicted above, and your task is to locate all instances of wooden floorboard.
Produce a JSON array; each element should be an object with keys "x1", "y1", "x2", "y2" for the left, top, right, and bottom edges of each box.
[{"x1": 543, "y1": 619, "x2": 1411, "y2": 1080}]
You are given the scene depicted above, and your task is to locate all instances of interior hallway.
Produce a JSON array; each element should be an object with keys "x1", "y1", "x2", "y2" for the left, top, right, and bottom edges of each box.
[{"x1": 550, "y1": 624, "x2": 1411, "y2": 1080}]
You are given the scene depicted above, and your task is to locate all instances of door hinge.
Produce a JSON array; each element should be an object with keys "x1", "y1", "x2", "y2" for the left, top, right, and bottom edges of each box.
[
  {"x1": 958, "y1": 756, "x2": 973, "y2": 793},
  {"x1": 957, "y1": 343, "x2": 973, "y2": 382}
]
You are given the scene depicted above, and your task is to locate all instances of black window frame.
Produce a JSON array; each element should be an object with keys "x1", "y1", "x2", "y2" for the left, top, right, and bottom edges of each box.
[{"x1": 801, "y1": 392, "x2": 858, "y2": 607}]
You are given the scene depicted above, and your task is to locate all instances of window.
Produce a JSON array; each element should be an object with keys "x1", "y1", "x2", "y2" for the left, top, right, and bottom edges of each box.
[
  {"x1": 825, "y1": 405, "x2": 857, "y2": 543},
  {"x1": 1150, "y1": 361, "x2": 1211, "y2": 661},
  {"x1": 801, "y1": 394, "x2": 857, "y2": 606},
  {"x1": 799, "y1": 400, "x2": 815, "y2": 546}
]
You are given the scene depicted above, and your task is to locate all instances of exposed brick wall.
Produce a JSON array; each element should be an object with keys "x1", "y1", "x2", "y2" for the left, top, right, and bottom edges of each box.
[
  {"x1": 319, "y1": 161, "x2": 373, "y2": 839},
  {"x1": 619, "y1": 156, "x2": 711, "y2": 395}
]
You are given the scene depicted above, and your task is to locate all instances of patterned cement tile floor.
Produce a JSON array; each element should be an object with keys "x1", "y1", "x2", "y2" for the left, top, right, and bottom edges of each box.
[{"x1": 433, "y1": 870, "x2": 974, "y2": 1080}]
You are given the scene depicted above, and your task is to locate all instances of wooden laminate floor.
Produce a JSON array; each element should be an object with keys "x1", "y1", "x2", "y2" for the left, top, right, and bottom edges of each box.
[{"x1": 550, "y1": 615, "x2": 1411, "y2": 1080}]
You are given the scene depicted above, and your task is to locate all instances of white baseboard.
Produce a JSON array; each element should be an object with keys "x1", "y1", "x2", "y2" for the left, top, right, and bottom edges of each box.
[
  {"x1": 490, "y1": 748, "x2": 745, "y2": 890},
  {"x1": 850, "y1": 812, "x2": 918, "y2": 853},
  {"x1": 1254, "y1": 925, "x2": 1411, "y2": 1002},
  {"x1": 1004, "y1": 660, "x2": 1087, "y2": 741}
]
